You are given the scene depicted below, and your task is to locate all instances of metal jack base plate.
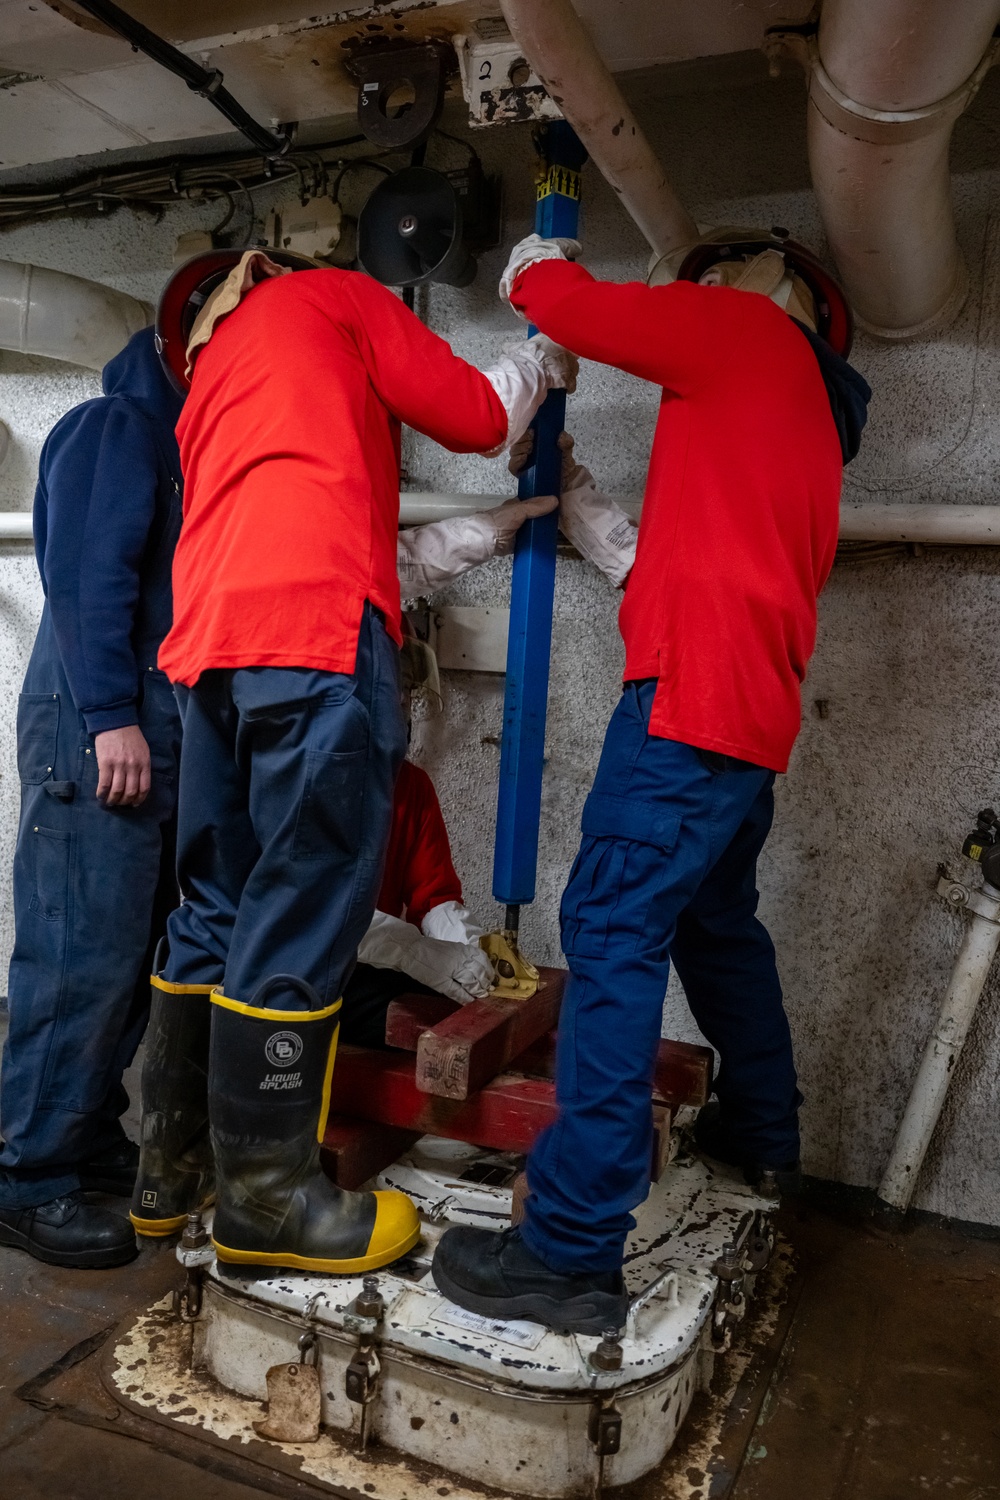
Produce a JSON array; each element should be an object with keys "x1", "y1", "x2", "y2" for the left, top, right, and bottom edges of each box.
[{"x1": 104, "y1": 1133, "x2": 776, "y2": 1500}]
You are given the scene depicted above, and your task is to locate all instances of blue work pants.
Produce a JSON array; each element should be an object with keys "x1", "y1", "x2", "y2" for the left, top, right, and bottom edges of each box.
[
  {"x1": 522, "y1": 680, "x2": 799, "y2": 1273},
  {"x1": 0, "y1": 610, "x2": 180, "y2": 1208},
  {"x1": 163, "y1": 605, "x2": 406, "y2": 1012}
]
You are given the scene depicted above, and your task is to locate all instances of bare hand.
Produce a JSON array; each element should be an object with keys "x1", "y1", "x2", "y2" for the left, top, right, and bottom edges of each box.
[{"x1": 94, "y1": 725, "x2": 151, "y2": 807}]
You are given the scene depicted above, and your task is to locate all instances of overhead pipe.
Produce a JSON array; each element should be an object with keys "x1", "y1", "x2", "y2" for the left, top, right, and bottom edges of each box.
[
  {"x1": 771, "y1": 1, "x2": 1000, "y2": 338},
  {"x1": 496, "y1": 0, "x2": 697, "y2": 258},
  {"x1": 5, "y1": 498, "x2": 1000, "y2": 545},
  {"x1": 0, "y1": 260, "x2": 150, "y2": 370}
]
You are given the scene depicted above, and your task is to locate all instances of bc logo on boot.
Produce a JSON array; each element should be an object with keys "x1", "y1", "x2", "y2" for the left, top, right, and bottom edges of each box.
[{"x1": 265, "y1": 1032, "x2": 303, "y2": 1067}]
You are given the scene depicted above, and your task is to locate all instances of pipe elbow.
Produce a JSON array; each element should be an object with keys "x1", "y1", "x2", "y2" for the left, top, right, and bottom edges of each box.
[{"x1": 0, "y1": 260, "x2": 151, "y2": 371}]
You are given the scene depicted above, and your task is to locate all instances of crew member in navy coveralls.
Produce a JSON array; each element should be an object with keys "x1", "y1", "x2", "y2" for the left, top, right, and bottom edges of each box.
[
  {"x1": 434, "y1": 229, "x2": 872, "y2": 1334},
  {"x1": 0, "y1": 328, "x2": 183, "y2": 1268}
]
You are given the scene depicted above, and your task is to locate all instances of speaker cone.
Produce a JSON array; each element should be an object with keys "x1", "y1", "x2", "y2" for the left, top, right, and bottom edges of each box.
[{"x1": 358, "y1": 166, "x2": 476, "y2": 289}]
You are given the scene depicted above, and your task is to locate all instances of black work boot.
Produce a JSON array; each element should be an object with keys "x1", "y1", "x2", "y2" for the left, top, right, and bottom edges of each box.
[
  {"x1": 693, "y1": 1101, "x2": 802, "y2": 1199},
  {"x1": 0, "y1": 1192, "x2": 138, "y2": 1268},
  {"x1": 130, "y1": 943, "x2": 215, "y2": 1238},
  {"x1": 80, "y1": 1137, "x2": 140, "y2": 1196},
  {"x1": 433, "y1": 1226, "x2": 630, "y2": 1336},
  {"x1": 209, "y1": 976, "x2": 419, "y2": 1275}
]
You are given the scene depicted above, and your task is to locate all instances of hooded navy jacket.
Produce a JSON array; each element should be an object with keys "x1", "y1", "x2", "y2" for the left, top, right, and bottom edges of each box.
[{"x1": 32, "y1": 326, "x2": 184, "y2": 735}]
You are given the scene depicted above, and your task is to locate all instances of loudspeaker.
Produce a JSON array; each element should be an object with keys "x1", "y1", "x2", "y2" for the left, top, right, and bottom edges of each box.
[{"x1": 357, "y1": 166, "x2": 476, "y2": 289}]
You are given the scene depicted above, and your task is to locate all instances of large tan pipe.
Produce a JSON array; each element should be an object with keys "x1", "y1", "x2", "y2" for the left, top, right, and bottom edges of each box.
[
  {"x1": 497, "y1": 0, "x2": 697, "y2": 257},
  {"x1": 0, "y1": 260, "x2": 150, "y2": 370},
  {"x1": 808, "y1": 0, "x2": 1000, "y2": 338}
]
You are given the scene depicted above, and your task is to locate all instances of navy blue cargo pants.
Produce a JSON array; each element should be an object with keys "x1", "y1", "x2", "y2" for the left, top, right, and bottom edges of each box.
[
  {"x1": 0, "y1": 608, "x2": 181, "y2": 1208},
  {"x1": 522, "y1": 679, "x2": 800, "y2": 1274},
  {"x1": 163, "y1": 604, "x2": 407, "y2": 1012}
]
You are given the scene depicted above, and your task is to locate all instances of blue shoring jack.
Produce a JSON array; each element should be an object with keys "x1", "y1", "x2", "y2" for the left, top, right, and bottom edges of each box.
[{"x1": 492, "y1": 120, "x2": 587, "y2": 949}]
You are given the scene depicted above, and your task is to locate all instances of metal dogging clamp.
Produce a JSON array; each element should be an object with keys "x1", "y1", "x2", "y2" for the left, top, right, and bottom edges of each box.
[
  {"x1": 345, "y1": 1275, "x2": 385, "y2": 1450},
  {"x1": 172, "y1": 1208, "x2": 215, "y2": 1322}
]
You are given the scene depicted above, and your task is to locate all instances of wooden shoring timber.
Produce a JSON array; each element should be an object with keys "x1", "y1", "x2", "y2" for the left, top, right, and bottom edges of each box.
[
  {"x1": 320, "y1": 1115, "x2": 420, "y2": 1190},
  {"x1": 332, "y1": 1045, "x2": 559, "y2": 1153},
  {"x1": 414, "y1": 968, "x2": 567, "y2": 1100},
  {"x1": 385, "y1": 992, "x2": 713, "y2": 1109}
]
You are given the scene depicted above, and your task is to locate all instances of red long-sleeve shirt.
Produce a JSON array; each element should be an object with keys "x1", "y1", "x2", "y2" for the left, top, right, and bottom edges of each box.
[
  {"x1": 159, "y1": 269, "x2": 508, "y2": 686},
  {"x1": 378, "y1": 760, "x2": 462, "y2": 930},
  {"x1": 512, "y1": 261, "x2": 843, "y2": 773}
]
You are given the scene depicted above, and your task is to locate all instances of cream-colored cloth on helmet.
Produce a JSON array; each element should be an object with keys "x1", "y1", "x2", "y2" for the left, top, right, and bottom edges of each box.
[
  {"x1": 185, "y1": 250, "x2": 291, "y2": 377},
  {"x1": 700, "y1": 248, "x2": 818, "y2": 332}
]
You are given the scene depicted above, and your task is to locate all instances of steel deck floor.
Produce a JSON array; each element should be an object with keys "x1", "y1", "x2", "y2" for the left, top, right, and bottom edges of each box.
[{"x1": 0, "y1": 1194, "x2": 997, "y2": 1499}]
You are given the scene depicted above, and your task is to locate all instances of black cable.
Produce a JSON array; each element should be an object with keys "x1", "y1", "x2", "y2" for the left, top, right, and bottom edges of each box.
[{"x1": 70, "y1": 0, "x2": 291, "y2": 156}]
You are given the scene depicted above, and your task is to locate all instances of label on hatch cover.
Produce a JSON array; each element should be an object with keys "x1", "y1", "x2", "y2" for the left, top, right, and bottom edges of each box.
[{"x1": 432, "y1": 1301, "x2": 546, "y2": 1350}]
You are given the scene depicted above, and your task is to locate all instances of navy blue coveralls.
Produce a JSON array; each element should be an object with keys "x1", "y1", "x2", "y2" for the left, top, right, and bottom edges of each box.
[{"x1": 0, "y1": 328, "x2": 184, "y2": 1209}]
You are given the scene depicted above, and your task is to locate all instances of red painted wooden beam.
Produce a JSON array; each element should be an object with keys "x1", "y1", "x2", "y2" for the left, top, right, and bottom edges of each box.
[
  {"x1": 320, "y1": 1114, "x2": 420, "y2": 1191},
  {"x1": 332, "y1": 1045, "x2": 559, "y2": 1153},
  {"x1": 415, "y1": 968, "x2": 567, "y2": 1101},
  {"x1": 384, "y1": 993, "x2": 713, "y2": 1108}
]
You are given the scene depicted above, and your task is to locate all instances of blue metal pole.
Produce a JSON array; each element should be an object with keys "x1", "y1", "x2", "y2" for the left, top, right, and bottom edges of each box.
[{"x1": 492, "y1": 121, "x2": 586, "y2": 927}]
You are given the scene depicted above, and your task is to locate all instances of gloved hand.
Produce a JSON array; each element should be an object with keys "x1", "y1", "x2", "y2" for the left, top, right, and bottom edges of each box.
[
  {"x1": 509, "y1": 430, "x2": 638, "y2": 588},
  {"x1": 358, "y1": 910, "x2": 495, "y2": 1005},
  {"x1": 480, "y1": 334, "x2": 579, "y2": 456},
  {"x1": 397, "y1": 494, "x2": 559, "y2": 596},
  {"x1": 500, "y1": 233, "x2": 582, "y2": 313},
  {"x1": 421, "y1": 900, "x2": 484, "y2": 944}
]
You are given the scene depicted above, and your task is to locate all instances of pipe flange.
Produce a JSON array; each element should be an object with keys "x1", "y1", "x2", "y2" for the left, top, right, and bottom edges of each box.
[{"x1": 853, "y1": 259, "x2": 970, "y2": 342}]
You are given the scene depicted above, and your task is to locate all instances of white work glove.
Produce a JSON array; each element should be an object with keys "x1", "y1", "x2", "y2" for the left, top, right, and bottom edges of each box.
[
  {"x1": 358, "y1": 910, "x2": 495, "y2": 1005},
  {"x1": 421, "y1": 899, "x2": 484, "y2": 944},
  {"x1": 509, "y1": 431, "x2": 638, "y2": 588},
  {"x1": 500, "y1": 232, "x2": 582, "y2": 313},
  {"x1": 396, "y1": 493, "x2": 559, "y2": 597},
  {"x1": 481, "y1": 334, "x2": 578, "y2": 456}
]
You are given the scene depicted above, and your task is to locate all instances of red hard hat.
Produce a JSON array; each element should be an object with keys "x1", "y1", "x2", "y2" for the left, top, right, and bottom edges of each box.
[
  {"x1": 155, "y1": 248, "x2": 320, "y2": 393},
  {"x1": 674, "y1": 227, "x2": 853, "y2": 357}
]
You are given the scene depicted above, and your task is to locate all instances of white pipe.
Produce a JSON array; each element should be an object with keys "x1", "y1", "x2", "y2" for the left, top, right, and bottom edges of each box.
[
  {"x1": 877, "y1": 882, "x2": 1000, "y2": 1213},
  {"x1": 4, "y1": 498, "x2": 1000, "y2": 544},
  {"x1": 0, "y1": 261, "x2": 151, "y2": 371},
  {"x1": 838, "y1": 504, "x2": 1000, "y2": 545},
  {"x1": 496, "y1": 0, "x2": 697, "y2": 257},
  {"x1": 807, "y1": 0, "x2": 1000, "y2": 338}
]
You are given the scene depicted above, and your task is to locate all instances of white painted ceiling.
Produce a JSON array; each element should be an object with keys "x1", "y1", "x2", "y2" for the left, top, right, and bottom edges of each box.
[{"x1": 0, "y1": 0, "x2": 812, "y2": 170}]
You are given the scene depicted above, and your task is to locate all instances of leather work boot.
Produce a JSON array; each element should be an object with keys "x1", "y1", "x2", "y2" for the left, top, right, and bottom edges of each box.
[
  {"x1": 693, "y1": 1101, "x2": 802, "y2": 1199},
  {"x1": 130, "y1": 942, "x2": 215, "y2": 1238},
  {"x1": 208, "y1": 975, "x2": 420, "y2": 1275},
  {"x1": 0, "y1": 1191, "x2": 138, "y2": 1268},
  {"x1": 80, "y1": 1136, "x2": 140, "y2": 1196},
  {"x1": 433, "y1": 1225, "x2": 630, "y2": 1336}
]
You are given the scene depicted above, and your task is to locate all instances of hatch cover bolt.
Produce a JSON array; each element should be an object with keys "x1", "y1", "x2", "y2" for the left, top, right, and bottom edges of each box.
[{"x1": 590, "y1": 1328, "x2": 624, "y2": 1371}]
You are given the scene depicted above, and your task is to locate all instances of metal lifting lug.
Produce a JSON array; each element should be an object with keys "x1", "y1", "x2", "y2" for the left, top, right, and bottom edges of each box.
[
  {"x1": 588, "y1": 1399, "x2": 623, "y2": 1457},
  {"x1": 744, "y1": 1213, "x2": 774, "y2": 1274},
  {"x1": 345, "y1": 1345, "x2": 381, "y2": 1406}
]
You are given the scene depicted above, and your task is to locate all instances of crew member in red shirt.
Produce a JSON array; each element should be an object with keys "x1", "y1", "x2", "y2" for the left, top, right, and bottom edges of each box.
[
  {"x1": 142, "y1": 250, "x2": 576, "y2": 1276},
  {"x1": 339, "y1": 758, "x2": 493, "y2": 1048},
  {"x1": 434, "y1": 228, "x2": 870, "y2": 1334}
]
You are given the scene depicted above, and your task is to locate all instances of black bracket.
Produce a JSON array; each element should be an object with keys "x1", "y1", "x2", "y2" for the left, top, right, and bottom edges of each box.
[{"x1": 346, "y1": 43, "x2": 450, "y2": 150}]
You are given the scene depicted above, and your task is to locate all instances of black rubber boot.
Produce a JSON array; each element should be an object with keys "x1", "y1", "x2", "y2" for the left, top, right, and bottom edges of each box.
[
  {"x1": 130, "y1": 942, "x2": 215, "y2": 1238},
  {"x1": 0, "y1": 1192, "x2": 138, "y2": 1269},
  {"x1": 433, "y1": 1226, "x2": 630, "y2": 1336},
  {"x1": 80, "y1": 1137, "x2": 140, "y2": 1196},
  {"x1": 693, "y1": 1101, "x2": 802, "y2": 1199},
  {"x1": 209, "y1": 976, "x2": 419, "y2": 1275}
]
